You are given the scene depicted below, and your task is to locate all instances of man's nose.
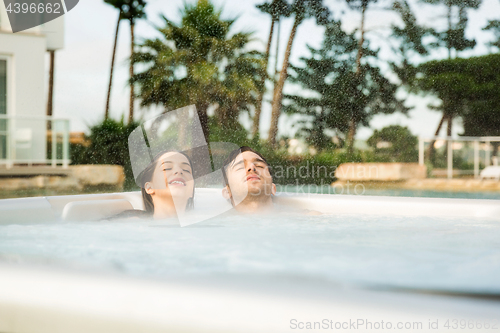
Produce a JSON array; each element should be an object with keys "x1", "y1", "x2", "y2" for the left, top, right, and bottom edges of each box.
[{"x1": 246, "y1": 162, "x2": 256, "y2": 172}]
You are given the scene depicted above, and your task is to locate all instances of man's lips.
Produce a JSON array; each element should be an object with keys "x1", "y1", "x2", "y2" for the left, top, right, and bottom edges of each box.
[
  {"x1": 246, "y1": 174, "x2": 260, "y2": 182},
  {"x1": 168, "y1": 177, "x2": 186, "y2": 186}
]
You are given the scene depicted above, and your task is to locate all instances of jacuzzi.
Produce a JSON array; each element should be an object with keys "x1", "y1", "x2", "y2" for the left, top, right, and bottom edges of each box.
[{"x1": 0, "y1": 190, "x2": 499, "y2": 332}]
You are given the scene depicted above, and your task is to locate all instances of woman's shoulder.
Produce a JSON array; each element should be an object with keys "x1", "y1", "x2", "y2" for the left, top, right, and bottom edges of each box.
[{"x1": 104, "y1": 209, "x2": 152, "y2": 221}]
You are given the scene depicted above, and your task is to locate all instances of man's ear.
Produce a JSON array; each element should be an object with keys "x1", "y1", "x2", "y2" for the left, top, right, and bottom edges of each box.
[
  {"x1": 145, "y1": 182, "x2": 155, "y2": 195},
  {"x1": 222, "y1": 186, "x2": 232, "y2": 199},
  {"x1": 271, "y1": 183, "x2": 276, "y2": 196}
]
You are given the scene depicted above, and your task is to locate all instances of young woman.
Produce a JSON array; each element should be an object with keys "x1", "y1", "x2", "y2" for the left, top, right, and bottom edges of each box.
[
  {"x1": 139, "y1": 150, "x2": 195, "y2": 219},
  {"x1": 108, "y1": 150, "x2": 195, "y2": 220}
]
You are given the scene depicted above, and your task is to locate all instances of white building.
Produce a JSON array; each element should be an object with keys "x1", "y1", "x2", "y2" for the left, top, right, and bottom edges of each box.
[{"x1": 0, "y1": 3, "x2": 68, "y2": 166}]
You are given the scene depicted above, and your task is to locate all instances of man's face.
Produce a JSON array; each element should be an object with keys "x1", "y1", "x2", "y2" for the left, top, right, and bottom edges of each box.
[{"x1": 224, "y1": 151, "x2": 276, "y2": 205}]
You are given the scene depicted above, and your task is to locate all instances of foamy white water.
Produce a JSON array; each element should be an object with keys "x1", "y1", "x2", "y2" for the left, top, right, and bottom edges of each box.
[{"x1": 0, "y1": 214, "x2": 499, "y2": 294}]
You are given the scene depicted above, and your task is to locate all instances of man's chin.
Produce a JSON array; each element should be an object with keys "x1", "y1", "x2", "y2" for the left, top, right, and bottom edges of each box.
[{"x1": 247, "y1": 185, "x2": 268, "y2": 196}]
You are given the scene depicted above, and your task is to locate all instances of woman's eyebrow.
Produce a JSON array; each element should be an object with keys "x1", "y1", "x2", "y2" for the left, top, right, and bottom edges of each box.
[{"x1": 160, "y1": 161, "x2": 191, "y2": 167}]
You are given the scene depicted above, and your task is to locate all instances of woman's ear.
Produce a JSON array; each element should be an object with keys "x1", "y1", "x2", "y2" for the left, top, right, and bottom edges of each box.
[
  {"x1": 145, "y1": 182, "x2": 155, "y2": 195},
  {"x1": 271, "y1": 183, "x2": 276, "y2": 196},
  {"x1": 222, "y1": 186, "x2": 232, "y2": 200}
]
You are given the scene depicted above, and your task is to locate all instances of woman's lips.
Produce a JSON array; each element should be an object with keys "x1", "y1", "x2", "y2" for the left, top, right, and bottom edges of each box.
[{"x1": 168, "y1": 178, "x2": 186, "y2": 186}]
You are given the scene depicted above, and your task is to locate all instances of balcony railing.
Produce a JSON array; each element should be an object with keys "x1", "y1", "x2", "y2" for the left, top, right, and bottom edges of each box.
[
  {"x1": 0, "y1": 115, "x2": 70, "y2": 168},
  {"x1": 418, "y1": 136, "x2": 500, "y2": 179}
]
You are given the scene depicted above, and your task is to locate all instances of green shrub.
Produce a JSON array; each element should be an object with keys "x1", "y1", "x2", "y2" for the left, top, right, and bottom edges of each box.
[
  {"x1": 72, "y1": 116, "x2": 413, "y2": 190},
  {"x1": 208, "y1": 117, "x2": 250, "y2": 147},
  {"x1": 240, "y1": 145, "x2": 359, "y2": 185},
  {"x1": 70, "y1": 118, "x2": 140, "y2": 191},
  {"x1": 367, "y1": 125, "x2": 418, "y2": 162}
]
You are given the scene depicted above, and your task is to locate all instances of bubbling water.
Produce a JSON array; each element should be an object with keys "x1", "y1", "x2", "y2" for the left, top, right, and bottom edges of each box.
[{"x1": 0, "y1": 213, "x2": 499, "y2": 294}]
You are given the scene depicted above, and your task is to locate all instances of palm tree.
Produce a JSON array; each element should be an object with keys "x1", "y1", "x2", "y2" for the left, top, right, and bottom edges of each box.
[
  {"x1": 103, "y1": 0, "x2": 126, "y2": 120},
  {"x1": 104, "y1": 0, "x2": 146, "y2": 123},
  {"x1": 215, "y1": 51, "x2": 267, "y2": 130},
  {"x1": 252, "y1": 0, "x2": 291, "y2": 138},
  {"x1": 267, "y1": 0, "x2": 330, "y2": 146},
  {"x1": 132, "y1": 0, "x2": 265, "y2": 139},
  {"x1": 121, "y1": 0, "x2": 147, "y2": 124}
]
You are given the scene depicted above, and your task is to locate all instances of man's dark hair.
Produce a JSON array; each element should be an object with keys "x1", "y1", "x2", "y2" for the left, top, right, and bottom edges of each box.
[{"x1": 221, "y1": 146, "x2": 273, "y2": 187}]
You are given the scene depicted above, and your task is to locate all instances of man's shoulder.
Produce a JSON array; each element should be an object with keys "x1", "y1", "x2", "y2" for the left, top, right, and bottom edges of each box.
[{"x1": 272, "y1": 203, "x2": 322, "y2": 216}]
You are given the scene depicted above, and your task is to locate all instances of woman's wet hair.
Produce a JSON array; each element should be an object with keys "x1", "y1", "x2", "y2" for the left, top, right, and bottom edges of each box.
[
  {"x1": 139, "y1": 150, "x2": 195, "y2": 214},
  {"x1": 221, "y1": 146, "x2": 273, "y2": 188}
]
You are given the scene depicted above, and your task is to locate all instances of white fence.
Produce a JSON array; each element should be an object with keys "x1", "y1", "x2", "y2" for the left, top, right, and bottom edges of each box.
[
  {"x1": 418, "y1": 136, "x2": 500, "y2": 179},
  {"x1": 0, "y1": 115, "x2": 70, "y2": 168}
]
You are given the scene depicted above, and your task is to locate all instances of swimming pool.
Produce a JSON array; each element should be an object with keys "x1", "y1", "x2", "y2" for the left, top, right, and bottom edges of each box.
[{"x1": 281, "y1": 185, "x2": 500, "y2": 200}]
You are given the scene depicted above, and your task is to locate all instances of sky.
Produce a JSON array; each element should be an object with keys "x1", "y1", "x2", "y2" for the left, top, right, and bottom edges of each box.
[{"x1": 49, "y1": 0, "x2": 500, "y2": 141}]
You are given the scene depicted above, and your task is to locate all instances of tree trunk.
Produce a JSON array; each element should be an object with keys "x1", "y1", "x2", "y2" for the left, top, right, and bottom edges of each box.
[
  {"x1": 270, "y1": 19, "x2": 281, "y2": 124},
  {"x1": 275, "y1": 18, "x2": 281, "y2": 76},
  {"x1": 346, "y1": 4, "x2": 366, "y2": 156},
  {"x1": 268, "y1": 17, "x2": 300, "y2": 146},
  {"x1": 346, "y1": 119, "x2": 357, "y2": 155},
  {"x1": 447, "y1": 3, "x2": 452, "y2": 60},
  {"x1": 252, "y1": 19, "x2": 275, "y2": 138},
  {"x1": 355, "y1": 4, "x2": 366, "y2": 76},
  {"x1": 447, "y1": 114, "x2": 452, "y2": 137},
  {"x1": 128, "y1": 19, "x2": 135, "y2": 124},
  {"x1": 105, "y1": 12, "x2": 121, "y2": 121},
  {"x1": 427, "y1": 113, "x2": 446, "y2": 161},
  {"x1": 46, "y1": 50, "x2": 55, "y2": 131},
  {"x1": 197, "y1": 104, "x2": 209, "y2": 141},
  {"x1": 46, "y1": 50, "x2": 55, "y2": 133},
  {"x1": 445, "y1": 114, "x2": 453, "y2": 160}
]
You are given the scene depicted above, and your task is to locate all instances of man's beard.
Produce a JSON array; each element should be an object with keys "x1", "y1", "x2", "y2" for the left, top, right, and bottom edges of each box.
[{"x1": 247, "y1": 183, "x2": 272, "y2": 198}]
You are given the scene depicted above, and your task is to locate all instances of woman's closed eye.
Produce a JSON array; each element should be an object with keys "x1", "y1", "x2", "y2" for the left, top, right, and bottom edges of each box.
[{"x1": 162, "y1": 167, "x2": 191, "y2": 174}]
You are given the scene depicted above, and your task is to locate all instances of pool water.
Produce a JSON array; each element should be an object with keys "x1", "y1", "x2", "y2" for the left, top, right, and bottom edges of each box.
[
  {"x1": 281, "y1": 185, "x2": 500, "y2": 200},
  {"x1": 1, "y1": 213, "x2": 499, "y2": 295},
  {"x1": 363, "y1": 189, "x2": 500, "y2": 200}
]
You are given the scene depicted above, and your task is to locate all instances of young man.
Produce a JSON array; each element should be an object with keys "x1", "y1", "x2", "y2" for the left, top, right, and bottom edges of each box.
[{"x1": 221, "y1": 146, "x2": 276, "y2": 213}]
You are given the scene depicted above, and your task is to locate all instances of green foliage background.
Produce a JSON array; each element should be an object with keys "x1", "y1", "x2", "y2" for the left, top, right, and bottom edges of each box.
[
  {"x1": 71, "y1": 118, "x2": 139, "y2": 190},
  {"x1": 70, "y1": 0, "x2": 500, "y2": 191},
  {"x1": 366, "y1": 125, "x2": 418, "y2": 162}
]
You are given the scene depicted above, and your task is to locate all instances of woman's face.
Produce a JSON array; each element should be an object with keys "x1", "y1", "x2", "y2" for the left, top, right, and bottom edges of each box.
[{"x1": 146, "y1": 152, "x2": 194, "y2": 206}]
